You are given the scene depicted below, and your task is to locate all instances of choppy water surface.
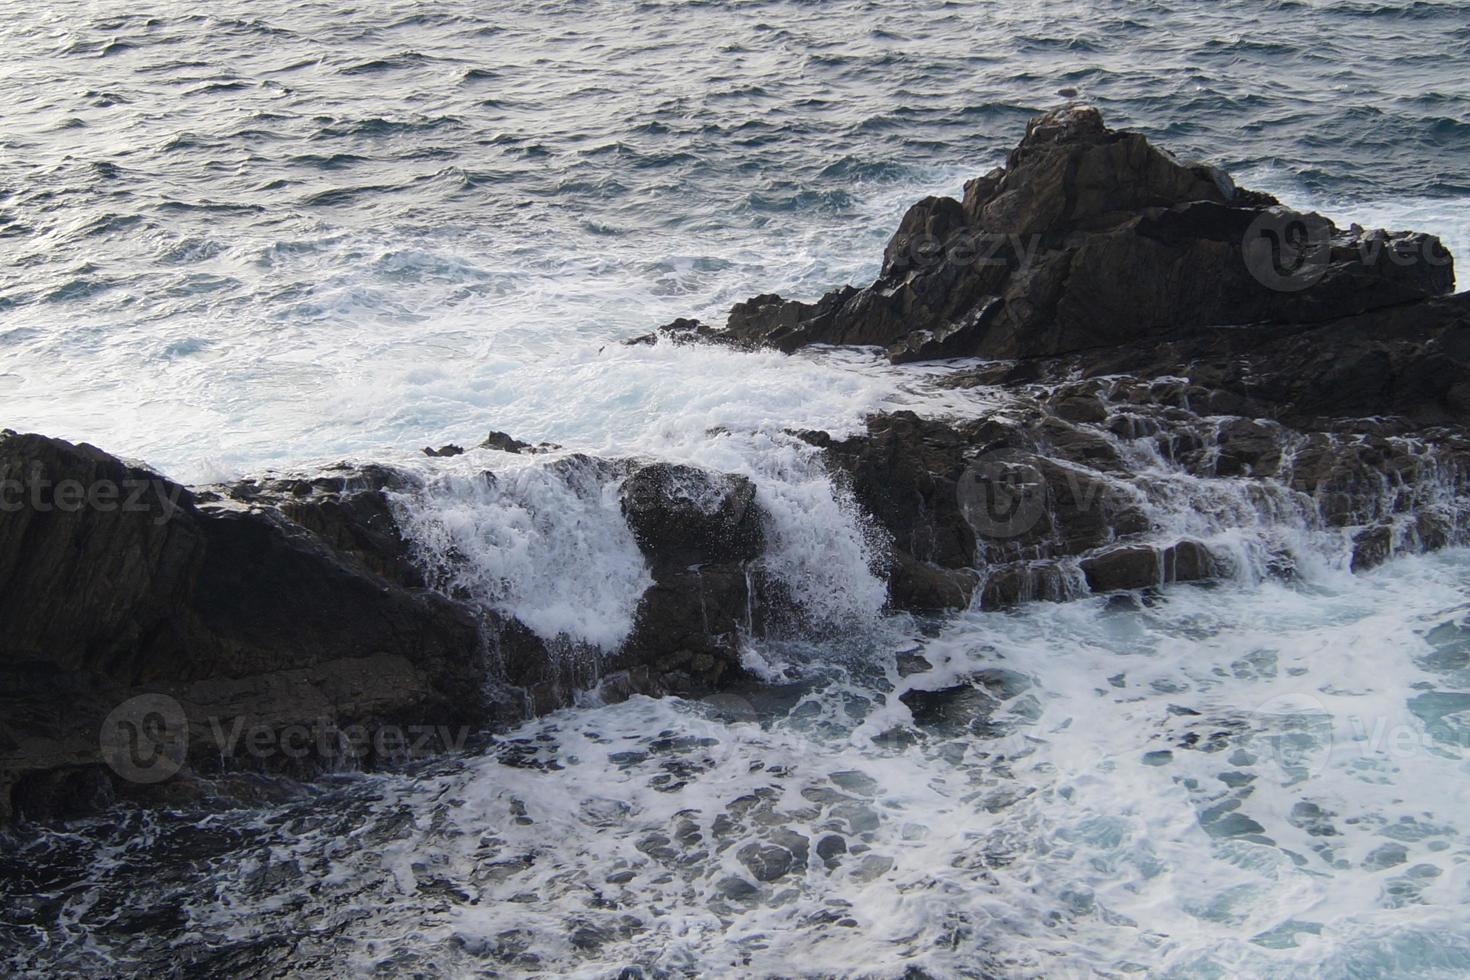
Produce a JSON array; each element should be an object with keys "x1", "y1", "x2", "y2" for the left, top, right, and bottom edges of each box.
[
  {"x1": 3, "y1": 0, "x2": 1469, "y2": 478},
  {"x1": 7, "y1": 551, "x2": 1470, "y2": 977},
  {"x1": 4, "y1": 1, "x2": 1470, "y2": 977}
]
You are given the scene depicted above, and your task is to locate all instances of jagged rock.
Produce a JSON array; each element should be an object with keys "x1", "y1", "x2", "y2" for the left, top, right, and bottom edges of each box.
[
  {"x1": 9, "y1": 107, "x2": 1470, "y2": 826},
  {"x1": 888, "y1": 556, "x2": 979, "y2": 612},
  {"x1": 1350, "y1": 525, "x2": 1394, "y2": 572},
  {"x1": 665, "y1": 105, "x2": 1452, "y2": 363},
  {"x1": 616, "y1": 567, "x2": 752, "y2": 694},
  {"x1": 0, "y1": 435, "x2": 789, "y2": 821},
  {"x1": 481, "y1": 430, "x2": 532, "y2": 453},
  {"x1": 610, "y1": 108, "x2": 1470, "y2": 623},
  {"x1": 976, "y1": 562, "x2": 1081, "y2": 610},
  {"x1": 1209, "y1": 419, "x2": 1285, "y2": 477},
  {"x1": 977, "y1": 105, "x2": 1229, "y2": 234},
  {"x1": 807, "y1": 410, "x2": 1161, "y2": 611},
  {"x1": 620, "y1": 463, "x2": 764, "y2": 570},
  {"x1": 1062, "y1": 292, "x2": 1470, "y2": 429},
  {"x1": 423, "y1": 444, "x2": 465, "y2": 457},
  {"x1": 883, "y1": 195, "x2": 969, "y2": 276},
  {"x1": 1080, "y1": 541, "x2": 1217, "y2": 593},
  {"x1": 812, "y1": 411, "x2": 978, "y2": 575},
  {"x1": 217, "y1": 465, "x2": 426, "y2": 587},
  {"x1": 616, "y1": 463, "x2": 769, "y2": 694}
]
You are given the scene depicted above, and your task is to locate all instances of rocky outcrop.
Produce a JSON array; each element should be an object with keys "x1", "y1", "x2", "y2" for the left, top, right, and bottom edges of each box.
[
  {"x1": 621, "y1": 463, "x2": 764, "y2": 568},
  {"x1": 0, "y1": 435, "x2": 776, "y2": 822},
  {"x1": 0, "y1": 433, "x2": 486, "y2": 822},
  {"x1": 480, "y1": 430, "x2": 560, "y2": 454},
  {"x1": 1015, "y1": 291, "x2": 1470, "y2": 429},
  {"x1": 806, "y1": 369, "x2": 1470, "y2": 613},
  {"x1": 646, "y1": 105, "x2": 1453, "y2": 363},
  {"x1": 615, "y1": 463, "x2": 767, "y2": 696},
  {"x1": 218, "y1": 455, "x2": 777, "y2": 713},
  {"x1": 621, "y1": 105, "x2": 1470, "y2": 614}
]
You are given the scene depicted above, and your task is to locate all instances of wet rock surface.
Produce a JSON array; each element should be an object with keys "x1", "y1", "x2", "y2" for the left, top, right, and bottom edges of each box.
[
  {"x1": 0, "y1": 434, "x2": 773, "y2": 820},
  {"x1": 651, "y1": 105, "x2": 1453, "y2": 363},
  {"x1": 809, "y1": 381, "x2": 1470, "y2": 613},
  {"x1": 0, "y1": 432, "x2": 487, "y2": 821},
  {"x1": 628, "y1": 106, "x2": 1470, "y2": 613}
]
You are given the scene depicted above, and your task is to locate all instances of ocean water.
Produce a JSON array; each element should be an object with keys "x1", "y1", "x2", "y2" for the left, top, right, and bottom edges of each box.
[{"x1": 4, "y1": 1, "x2": 1470, "y2": 976}]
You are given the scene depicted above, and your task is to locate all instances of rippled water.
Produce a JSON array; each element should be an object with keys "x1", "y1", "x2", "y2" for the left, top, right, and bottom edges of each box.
[
  {"x1": 5, "y1": 1, "x2": 1470, "y2": 977},
  {"x1": 4, "y1": 0, "x2": 1470, "y2": 479}
]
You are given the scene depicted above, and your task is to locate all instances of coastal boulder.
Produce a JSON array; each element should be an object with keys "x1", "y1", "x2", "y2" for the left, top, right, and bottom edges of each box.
[
  {"x1": 620, "y1": 462, "x2": 764, "y2": 570},
  {"x1": 662, "y1": 106, "x2": 1453, "y2": 362},
  {"x1": 616, "y1": 462, "x2": 769, "y2": 695}
]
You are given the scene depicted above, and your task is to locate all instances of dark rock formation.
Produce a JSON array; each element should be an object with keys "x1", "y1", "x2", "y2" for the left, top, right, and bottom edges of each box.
[
  {"x1": 211, "y1": 464, "x2": 428, "y2": 587},
  {"x1": 1030, "y1": 291, "x2": 1470, "y2": 430},
  {"x1": 7, "y1": 106, "x2": 1470, "y2": 823},
  {"x1": 0, "y1": 435, "x2": 776, "y2": 822},
  {"x1": 480, "y1": 430, "x2": 532, "y2": 453},
  {"x1": 616, "y1": 463, "x2": 767, "y2": 695},
  {"x1": 621, "y1": 463, "x2": 764, "y2": 570},
  {"x1": 1080, "y1": 541, "x2": 1216, "y2": 593},
  {"x1": 649, "y1": 105, "x2": 1453, "y2": 363},
  {"x1": 651, "y1": 105, "x2": 1462, "y2": 612},
  {"x1": 804, "y1": 358, "x2": 1470, "y2": 613},
  {"x1": 0, "y1": 433, "x2": 485, "y2": 821}
]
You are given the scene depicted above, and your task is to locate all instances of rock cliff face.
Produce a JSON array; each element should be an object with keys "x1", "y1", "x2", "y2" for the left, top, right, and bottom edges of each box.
[
  {"x1": 811, "y1": 387, "x2": 1470, "y2": 615},
  {"x1": 0, "y1": 434, "x2": 485, "y2": 821},
  {"x1": 6, "y1": 105, "x2": 1469, "y2": 823}
]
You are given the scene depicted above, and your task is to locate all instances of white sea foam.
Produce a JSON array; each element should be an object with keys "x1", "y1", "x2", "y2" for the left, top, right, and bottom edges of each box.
[
  {"x1": 383, "y1": 410, "x2": 902, "y2": 651},
  {"x1": 22, "y1": 549, "x2": 1459, "y2": 978},
  {"x1": 389, "y1": 454, "x2": 651, "y2": 650}
]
